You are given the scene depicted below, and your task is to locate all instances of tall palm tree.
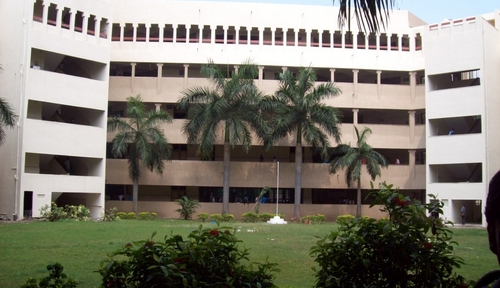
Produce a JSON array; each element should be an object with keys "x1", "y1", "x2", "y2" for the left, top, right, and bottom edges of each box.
[
  {"x1": 335, "y1": 0, "x2": 395, "y2": 33},
  {"x1": 177, "y1": 60, "x2": 267, "y2": 215},
  {"x1": 261, "y1": 67, "x2": 342, "y2": 220},
  {"x1": 108, "y1": 95, "x2": 172, "y2": 214},
  {"x1": 0, "y1": 97, "x2": 17, "y2": 146},
  {"x1": 329, "y1": 126, "x2": 388, "y2": 217}
]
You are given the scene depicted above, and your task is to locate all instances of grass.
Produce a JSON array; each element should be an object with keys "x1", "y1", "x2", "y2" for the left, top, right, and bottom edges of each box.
[{"x1": 0, "y1": 220, "x2": 497, "y2": 288}]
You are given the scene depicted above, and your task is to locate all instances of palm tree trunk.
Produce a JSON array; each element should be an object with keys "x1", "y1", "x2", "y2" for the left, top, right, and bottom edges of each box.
[
  {"x1": 356, "y1": 178, "x2": 361, "y2": 218},
  {"x1": 294, "y1": 142, "x2": 302, "y2": 220},
  {"x1": 222, "y1": 140, "x2": 230, "y2": 215},
  {"x1": 133, "y1": 178, "x2": 139, "y2": 214}
]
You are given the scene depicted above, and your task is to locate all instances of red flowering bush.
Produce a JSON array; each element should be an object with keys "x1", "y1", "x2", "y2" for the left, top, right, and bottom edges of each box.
[
  {"x1": 98, "y1": 225, "x2": 278, "y2": 287},
  {"x1": 310, "y1": 182, "x2": 472, "y2": 288}
]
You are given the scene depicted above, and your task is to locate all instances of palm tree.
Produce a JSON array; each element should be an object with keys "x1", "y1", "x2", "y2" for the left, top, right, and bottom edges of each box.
[
  {"x1": 329, "y1": 126, "x2": 388, "y2": 217},
  {"x1": 108, "y1": 95, "x2": 172, "y2": 214},
  {"x1": 261, "y1": 67, "x2": 342, "y2": 220},
  {"x1": 335, "y1": 0, "x2": 395, "y2": 33},
  {"x1": 177, "y1": 60, "x2": 267, "y2": 215},
  {"x1": 0, "y1": 97, "x2": 17, "y2": 146}
]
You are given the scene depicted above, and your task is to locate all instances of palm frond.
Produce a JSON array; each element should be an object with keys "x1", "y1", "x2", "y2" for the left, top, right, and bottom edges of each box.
[{"x1": 335, "y1": 0, "x2": 395, "y2": 33}]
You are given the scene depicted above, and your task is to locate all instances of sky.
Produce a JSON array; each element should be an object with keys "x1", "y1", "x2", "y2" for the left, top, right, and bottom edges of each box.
[{"x1": 190, "y1": 0, "x2": 499, "y2": 24}]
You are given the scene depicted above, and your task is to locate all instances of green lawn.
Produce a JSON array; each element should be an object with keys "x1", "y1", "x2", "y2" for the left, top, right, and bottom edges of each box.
[{"x1": 0, "y1": 220, "x2": 497, "y2": 288}]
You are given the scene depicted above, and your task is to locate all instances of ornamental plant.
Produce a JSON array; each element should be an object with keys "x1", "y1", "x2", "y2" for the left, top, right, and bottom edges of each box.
[
  {"x1": 98, "y1": 225, "x2": 278, "y2": 287},
  {"x1": 174, "y1": 196, "x2": 200, "y2": 220},
  {"x1": 40, "y1": 203, "x2": 90, "y2": 222},
  {"x1": 21, "y1": 262, "x2": 77, "y2": 288},
  {"x1": 310, "y1": 182, "x2": 471, "y2": 288}
]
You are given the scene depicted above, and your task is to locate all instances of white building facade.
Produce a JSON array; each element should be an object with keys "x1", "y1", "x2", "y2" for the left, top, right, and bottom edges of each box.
[{"x1": 1, "y1": 0, "x2": 498, "y2": 225}]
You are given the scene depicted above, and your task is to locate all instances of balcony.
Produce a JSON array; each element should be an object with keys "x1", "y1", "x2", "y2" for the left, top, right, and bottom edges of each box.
[
  {"x1": 27, "y1": 68, "x2": 108, "y2": 110},
  {"x1": 105, "y1": 159, "x2": 425, "y2": 190},
  {"x1": 109, "y1": 76, "x2": 425, "y2": 110},
  {"x1": 24, "y1": 118, "x2": 106, "y2": 158}
]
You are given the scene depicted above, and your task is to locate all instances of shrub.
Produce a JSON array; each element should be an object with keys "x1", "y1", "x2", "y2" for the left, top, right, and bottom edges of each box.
[
  {"x1": 315, "y1": 214, "x2": 326, "y2": 224},
  {"x1": 116, "y1": 212, "x2": 127, "y2": 219},
  {"x1": 241, "y1": 212, "x2": 259, "y2": 223},
  {"x1": 137, "y1": 212, "x2": 156, "y2": 220},
  {"x1": 98, "y1": 226, "x2": 278, "y2": 287},
  {"x1": 209, "y1": 214, "x2": 223, "y2": 222},
  {"x1": 39, "y1": 203, "x2": 90, "y2": 222},
  {"x1": 259, "y1": 213, "x2": 274, "y2": 222},
  {"x1": 174, "y1": 196, "x2": 201, "y2": 220},
  {"x1": 222, "y1": 213, "x2": 235, "y2": 222},
  {"x1": 102, "y1": 207, "x2": 118, "y2": 222},
  {"x1": 198, "y1": 213, "x2": 209, "y2": 222},
  {"x1": 21, "y1": 262, "x2": 78, "y2": 288},
  {"x1": 310, "y1": 182, "x2": 471, "y2": 288},
  {"x1": 126, "y1": 212, "x2": 137, "y2": 219},
  {"x1": 335, "y1": 214, "x2": 354, "y2": 225}
]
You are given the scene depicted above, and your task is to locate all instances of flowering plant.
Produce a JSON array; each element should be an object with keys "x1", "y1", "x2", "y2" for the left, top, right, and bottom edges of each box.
[
  {"x1": 98, "y1": 225, "x2": 278, "y2": 287},
  {"x1": 310, "y1": 182, "x2": 471, "y2": 287}
]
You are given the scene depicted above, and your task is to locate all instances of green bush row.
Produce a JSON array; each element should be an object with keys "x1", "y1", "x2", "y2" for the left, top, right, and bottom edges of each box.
[
  {"x1": 115, "y1": 211, "x2": 157, "y2": 220},
  {"x1": 198, "y1": 213, "x2": 235, "y2": 222},
  {"x1": 40, "y1": 203, "x2": 90, "y2": 222}
]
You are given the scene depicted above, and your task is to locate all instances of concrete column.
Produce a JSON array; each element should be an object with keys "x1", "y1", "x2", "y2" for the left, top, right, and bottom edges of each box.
[
  {"x1": 398, "y1": 34, "x2": 402, "y2": 51},
  {"x1": 131, "y1": 63, "x2": 136, "y2": 93},
  {"x1": 271, "y1": 28, "x2": 275, "y2": 46},
  {"x1": 69, "y1": 9, "x2": 76, "y2": 32},
  {"x1": 353, "y1": 109, "x2": 359, "y2": 142},
  {"x1": 42, "y1": 4, "x2": 49, "y2": 25},
  {"x1": 341, "y1": 31, "x2": 345, "y2": 48},
  {"x1": 94, "y1": 16, "x2": 101, "y2": 40},
  {"x1": 329, "y1": 68, "x2": 335, "y2": 82},
  {"x1": 283, "y1": 29, "x2": 287, "y2": 46},
  {"x1": 157, "y1": 64, "x2": 163, "y2": 93},
  {"x1": 120, "y1": 24, "x2": 124, "y2": 42},
  {"x1": 387, "y1": 33, "x2": 391, "y2": 51},
  {"x1": 173, "y1": 24, "x2": 178, "y2": 42},
  {"x1": 82, "y1": 13, "x2": 88, "y2": 35},
  {"x1": 259, "y1": 28, "x2": 263, "y2": 45},
  {"x1": 353, "y1": 32, "x2": 358, "y2": 49},
  {"x1": 376, "y1": 70, "x2": 382, "y2": 98},
  {"x1": 306, "y1": 29, "x2": 311, "y2": 47},
  {"x1": 183, "y1": 64, "x2": 189, "y2": 88},
  {"x1": 258, "y1": 66, "x2": 264, "y2": 88},
  {"x1": 56, "y1": 5, "x2": 62, "y2": 31},
  {"x1": 409, "y1": 110, "x2": 416, "y2": 145},
  {"x1": 223, "y1": 25, "x2": 228, "y2": 44},
  {"x1": 247, "y1": 28, "x2": 250, "y2": 45},
  {"x1": 159, "y1": 24, "x2": 164, "y2": 43},
  {"x1": 352, "y1": 69, "x2": 359, "y2": 97},
  {"x1": 235, "y1": 27, "x2": 239, "y2": 44},
  {"x1": 408, "y1": 149, "x2": 416, "y2": 179},
  {"x1": 282, "y1": 67, "x2": 287, "y2": 73},
  {"x1": 294, "y1": 29, "x2": 298, "y2": 46},
  {"x1": 155, "y1": 104, "x2": 162, "y2": 112},
  {"x1": 146, "y1": 24, "x2": 151, "y2": 42},
  {"x1": 318, "y1": 30, "x2": 323, "y2": 47},
  {"x1": 186, "y1": 25, "x2": 191, "y2": 43},
  {"x1": 234, "y1": 65, "x2": 239, "y2": 74},
  {"x1": 376, "y1": 32, "x2": 380, "y2": 50},
  {"x1": 409, "y1": 71, "x2": 417, "y2": 104},
  {"x1": 132, "y1": 23, "x2": 137, "y2": 42}
]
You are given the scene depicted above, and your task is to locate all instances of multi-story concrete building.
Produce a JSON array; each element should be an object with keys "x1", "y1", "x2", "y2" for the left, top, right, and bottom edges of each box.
[
  {"x1": 0, "y1": 0, "x2": 111, "y2": 219},
  {"x1": 1, "y1": 0, "x2": 498, "y2": 225}
]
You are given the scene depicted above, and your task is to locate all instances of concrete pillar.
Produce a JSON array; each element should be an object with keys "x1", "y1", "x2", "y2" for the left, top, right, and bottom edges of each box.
[
  {"x1": 408, "y1": 149, "x2": 416, "y2": 180},
  {"x1": 131, "y1": 63, "x2": 136, "y2": 93},
  {"x1": 376, "y1": 70, "x2": 382, "y2": 98},
  {"x1": 120, "y1": 24, "x2": 124, "y2": 42},
  {"x1": 271, "y1": 28, "x2": 275, "y2": 46},
  {"x1": 259, "y1": 28, "x2": 263, "y2": 45},
  {"x1": 155, "y1": 104, "x2": 162, "y2": 112},
  {"x1": 69, "y1": 9, "x2": 76, "y2": 33},
  {"x1": 258, "y1": 66, "x2": 264, "y2": 88},
  {"x1": 159, "y1": 24, "x2": 164, "y2": 43},
  {"x1": 235, "y1": 27, "x2": 239, "y2": 44},
  {"x1": 352, "y1": 69, "x2": 359, "y2": 97},
  {"x1": 282, "y1": 67, "x2": 288, "y2": 73},
  {"x1": 173, "y1": 24, "x2": 178, "y2": 43},
  {"x1": 294, "y1": 29, "x2": 298, "y2": 46},
  {"x1": 234, "y1": 65, "x2": 239, "y2": 74},
  {"x1": 409, "y1": 110, "x2": 416, "y2": 145},
  {"x1": 132, "y1": 23, "x2": 137, "y2": 42},
  {"x1": 82, "y1": 13, "x2": 88, "y2": 35},
  {"x1": 183, "y1": 64, "x2": 189, "y2": 88},
  {"x1": 56, "y1": 5, "x2": 62, "y2": 31},
  {"x1": 306, "y1": 29, "x2": 311, "y2": 47},
  {"x1": 330, "y1": 68, "x2": 335, "y2": 82},
  {"x1": 157, "y1": 64, "x2": 163, "y2": 93},
  {"x1": 409, "y1": 71, "x2": 417, "y2": 104},
  {"x1": 353, "y1": 109, "x2": 359, "y2": 142},
  {"x1": 186, "y1": 25, "x2": 191, "y2": 43}
]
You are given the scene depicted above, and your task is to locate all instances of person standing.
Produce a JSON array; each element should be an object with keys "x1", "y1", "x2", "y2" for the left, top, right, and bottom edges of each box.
[{"x1": 461, "y1": 204, "x2": 466, "y2": 225}]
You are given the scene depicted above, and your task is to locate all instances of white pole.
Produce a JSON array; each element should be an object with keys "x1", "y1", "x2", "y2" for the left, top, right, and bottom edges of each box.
[{"x1": 276, "y1": 161, "x2": 279, "y2": 216}]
